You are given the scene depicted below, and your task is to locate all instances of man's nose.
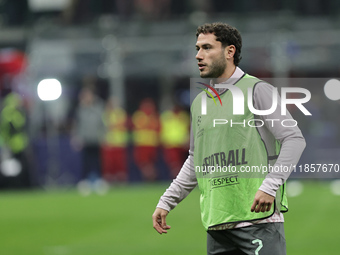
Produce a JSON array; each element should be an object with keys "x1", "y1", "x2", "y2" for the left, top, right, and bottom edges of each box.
[{"x1": 196, "y1": 49, "x2": 203, "y2": 61}]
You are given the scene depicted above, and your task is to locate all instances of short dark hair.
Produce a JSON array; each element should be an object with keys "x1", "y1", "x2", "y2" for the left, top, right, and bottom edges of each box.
[{"x1": 196, "y1": 22, "x2": 242, "y2": 66}]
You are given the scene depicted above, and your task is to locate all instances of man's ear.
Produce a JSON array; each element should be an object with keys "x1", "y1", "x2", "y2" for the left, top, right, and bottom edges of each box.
[{"x1": 225, "y1": 45, "x2": 236, "y2": 60}]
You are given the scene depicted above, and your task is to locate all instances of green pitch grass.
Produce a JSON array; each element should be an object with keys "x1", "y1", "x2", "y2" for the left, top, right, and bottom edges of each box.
[{"x1": 0, "y1": 181, "x2": 339, "y2": 255}]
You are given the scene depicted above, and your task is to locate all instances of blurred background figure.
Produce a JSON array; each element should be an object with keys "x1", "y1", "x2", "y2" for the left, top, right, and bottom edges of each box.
[
  {"x1": 101, "y1": 96, "x2": 129, "y2": 183},
  {"x1": 160, "y1": 104, "x2": 190, "y2": 179},
  {"x1": 72, "y1": 78, "x2": 108, "y2": 195},
  {"x1": 132, "y1": 98, "x2": 160, "y2": 181},
  {"x1": 0, "y1": 92, "x2": 31, "y2": 189},
  {"x1": 133, "y1": 0, "x2": 171, "y2": 20},
  {"x1": 0, "y1": 46, "x2": 31, "y2": 189}
]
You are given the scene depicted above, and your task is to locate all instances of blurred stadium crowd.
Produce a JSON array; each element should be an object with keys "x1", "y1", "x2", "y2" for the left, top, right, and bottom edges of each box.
[
  {"x1": 0, "y1": 78, "x2": 190, "y2": 190},
  {"x1": 2, "y1": 0, "x2": 340, "y2": 25},
  {"x1": 0, "y1": 0, "x2": 339, "y2": 190}
]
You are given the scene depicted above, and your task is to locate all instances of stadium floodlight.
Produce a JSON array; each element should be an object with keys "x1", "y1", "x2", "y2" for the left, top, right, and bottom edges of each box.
[
  {"x1": 324, "y1": 79, "x2": 340, "y2": 101},
  {"x1": 37, "y1": 79, "x2": 62, "y2": 101}
]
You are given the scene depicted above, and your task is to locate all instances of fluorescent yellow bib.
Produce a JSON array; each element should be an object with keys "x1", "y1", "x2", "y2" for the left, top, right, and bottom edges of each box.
[{"x1": 191, "y1": 75, "x2": 287, "y2": 230}]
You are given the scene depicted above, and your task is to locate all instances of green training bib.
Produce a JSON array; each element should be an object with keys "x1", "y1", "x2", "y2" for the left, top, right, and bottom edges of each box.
[{"x1": 191, "y1": 74, "x2": 287, "y2": 230}]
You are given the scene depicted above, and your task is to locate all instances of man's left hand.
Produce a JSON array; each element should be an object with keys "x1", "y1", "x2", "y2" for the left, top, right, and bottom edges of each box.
[{"x1": 251, "y1": 190, "x2": 275, "y2": 213}]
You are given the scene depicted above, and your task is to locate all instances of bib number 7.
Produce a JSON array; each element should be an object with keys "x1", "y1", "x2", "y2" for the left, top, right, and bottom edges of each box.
[{"x1": 251, "y1": 239, "x2": 263, "y2": 255}]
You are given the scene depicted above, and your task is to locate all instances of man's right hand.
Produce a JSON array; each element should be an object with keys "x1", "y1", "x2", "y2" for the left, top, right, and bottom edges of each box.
[{"x1": 152, "y1": 208, "x2": 171, "y2": 234}]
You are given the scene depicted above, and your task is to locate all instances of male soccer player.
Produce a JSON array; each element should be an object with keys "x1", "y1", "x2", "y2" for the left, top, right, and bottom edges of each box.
[{"x1": 152, "y1": 22, "x2": 306, "y2": 255}]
